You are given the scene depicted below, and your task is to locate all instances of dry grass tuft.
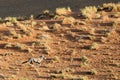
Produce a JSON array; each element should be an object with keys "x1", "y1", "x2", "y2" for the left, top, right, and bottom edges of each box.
[
  {"x1": 56, "y1": 7, "x2": 71, "y2": 15},
  {"x1": 103, "y1": 3, "x2": 120, "y2": 12},
  {"x1": 80, "y1": 6, "x2": 97, "y2": 19},
  {"x1": 62, "y1": 17, "x2": 75, "y2": 24}
]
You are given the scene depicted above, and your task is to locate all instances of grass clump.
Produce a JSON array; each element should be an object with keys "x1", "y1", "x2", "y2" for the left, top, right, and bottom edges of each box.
[
  {"x1": 50, "y1": 73, "x2": 65, "y2": 79},
  {"x1": 87, "y1": 69, "x2": 97, "y2": 75},
  {"x1": 75, "y1": 20, "x2": 86, "y2": 25},
  {"x1": 80, "y1": 56, "x2": 88, "y2": 62},
  {"x1": 50, "y1": 73, "x2": 88, "y2": 80},
  {"x1": 4, "y1": 43, "x2": 13, "y2": 48},
  {"x1": 24, "y1": 48, "x2": 33, "y2": 53},
  {"x1": 4, "y1": 43, "x2": 27, "y2": 51},
  {"x1": 56, "y1": 7, "x2": 71, "y2": 15},
  {"x1": 19, "y1": 78, "x2": 28, "y2": 80},
  {"x1": 32, "y1": 40, "x2": 45, "y2": 47},
  {"x1": 43, "y1": 45, "x2": 51, "y2": 54},
  {"x1": 62, "y1": 17, "x2": 75, "y2": 25},
  {"x1": 53, "y1": 56, "x2": 60, "y2": 62},
  {"x1": 81, "y1": 6, "x2": 97, "y2": 19},
  {"x1": 103, "y1": 3, "x2": 120, "y2": 12},
  {"x1": 100, "y1": 37, "x2": 107, "y2": 43},
  {"x1": 89, "y1": 42, "x2": 99, "y2": 50},
  {"x1": 13, "y1": 43, "x2": 26, "y2": 50},
  {"x1": 64, "y1": 68, "x2": 75, "y2": 73},
  {"x1": 79, "y1": 62, "x2": 88, "y2": 67},
  {"x1": 88, "y1": 28, "x2": 95, "y2": 35},
  {"x1": 4, "y1": 17, "x2": 18, "y2": 23},
  {"x1": 112, "y1": 21, "x2": 118, "y2": 28},
  {"x1": 69, "y1": 76, "x2": 88, "y2": 80},
  {"x1": 109, "y1": 13, "x2": 119, "y2": 18},
  {"x1": 52, "y1": 23, "x2": 61, "y2": 32},
  {"x1": 0, "y1": 36, "x2": 10, "y2": 40},
  {"x1": 9, "y1": 29, "x2": 22, "y2": 39}
]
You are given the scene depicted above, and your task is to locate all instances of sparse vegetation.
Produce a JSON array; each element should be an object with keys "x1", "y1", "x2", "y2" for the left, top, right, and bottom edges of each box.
[
  {"x1": 50, "y1": 73, "x2": 88, "y2": 80},
  {"x1": 13, "y1": 43, "x2": 26, "y2": 50},
  {"x1": 52, "y1": 23, "x2": 61, "y2": 32},
  {"x1": 89, "y1": 42, "x2": 99, "y2": 50},
  {"x1": 79, "y1": 62, "x2": 88, "y2": 67},
  {"x1": 25, "y1": 48, "x2": 33, "y2": 53},
  {"x1": 56, "y1": 7, "x2": 71, "y2": 15},
  {"x1": 52, "y1": 56, "x2": 60, "y2": 62},
  {"x1": 88, "y1": 69, "x2": 97, "y2": 75},
  {"x1": 19, "y1": 78, "x2": 28, "y2": 80},
  {"x1": 103, "y1": 3, "x2": 120, "y2": 12},
  {"x1": 62, "y1": 17, "x2": 75, "y2": 24},
  {"x1": 80, "y1": 56, "x2": 88, "y2": 62},
  {"x1": 80, "y1": 6, "x2": 97, "y2": 19},
  {"x1": 4, "y1": 17, "x2": 18, "y2": 23},
  {"x1": 88, "y1": 28, "x2": 95, "y2": 35},
  {"x1": 4, "y1": 43, "x2": 13, "y2": 48},
  {"x1": 0, "y1": 2, "x2": 120, "y2": 80}
]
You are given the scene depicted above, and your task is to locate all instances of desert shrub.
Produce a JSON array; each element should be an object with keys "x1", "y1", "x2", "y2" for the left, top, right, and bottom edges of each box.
[
  {"x1": 88, "y1": 28, "x2": 95, "y2": 35},
  {"x1": 52, "y1": 23, "x2": 61, "y2": 31},
  {"x1": 50, "y1": 73, "x2": 65, "y2": 79},
  {"x1": 103, "y1": 3, "x2": 120, "y2": 12},
  {"x1": 19, "y1": 77, "x2": 28, "y2": 80},
  {"x1": 88, "y1": 69, "x2": 97, "y2": 75},
  {"x1": 69, "y1": 76, "x2": 88, "y2": 80},
  {"x1": 4, "y1": 43, "x2": 13, "y2": 48},
  {"x1": 109, "y1": 13, "x2": 119, "y2": 18},
  {"x1": 80, "y1": 6, "x2": 97, "y2": 19},
  {"x1": 9, "y1": 29, "x2": 17, "y2": 36},
  {"x1": 13, "y1": 43, "x2": 26, "y2": 50},
  {"x1": 89, "y1": 42, "x2": 99, "y2": 50},
  {"x1": 79, "y1": 62, "x2": 88, "y2": 67},
  {"x1": 75, "y1": 20, "x2": 86, "y2": 25},
  {"x1": 24, "y1": 48, "x2": 32, "y2": 53},
  {"x1": 53, "y1": 56, "x2": 60, "y2": 62},
  {"x1": 62, "y1": 17, "x2": 75, "y2": 24},
  {"x1": 4, "y1": 17, "x2": 17, "y2": 23},
  {"x1": 50, "y1": 73, "x2": 88, "y2": 80},
  {"x1": 32, "y1": 40, "x2": 45, "y2": 47},
  {"x1": 56, "y1": 7, "x2": 71, "y2": 15},
  {"x1": 81, "y1": 56, "x2": 88, "y2": 62},
  {"x1": 36, "y1": 34, "x2": 51, "y2": 40},
  {"x1": 5, "y1": 22, "x2": 14, "y2": 26},
  {"x1": 4, "y1": 43, "x2": 26, "y2": 50},
  {"x1": 30, "y1": 15, "x2": 34, "y2": 20}
]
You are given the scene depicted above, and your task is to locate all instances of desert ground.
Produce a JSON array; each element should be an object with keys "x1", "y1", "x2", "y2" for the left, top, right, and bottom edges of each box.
[
  {"x1": 0, "y1": 0, "x2": 119, "y2": 17},
  {"x1": 0, "y1": 2, "x2": 120, "y2": 80}
]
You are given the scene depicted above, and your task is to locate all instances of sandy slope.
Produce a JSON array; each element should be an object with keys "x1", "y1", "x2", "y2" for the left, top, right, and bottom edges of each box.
[{"x1": 0, "y1": 0, "x2": 119, "y2": 17}]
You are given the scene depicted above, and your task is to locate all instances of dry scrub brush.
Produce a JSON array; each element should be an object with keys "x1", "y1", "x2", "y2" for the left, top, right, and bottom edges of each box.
[
  {"x1": 80, "y1": 6, "x2": 97, "y2": 19},
  {"x1": 103, "y1": 3, "x2": 120, "y2": 12},
  {"x1": 56, "y1": 7, "x2": 71, "y2": 15}
]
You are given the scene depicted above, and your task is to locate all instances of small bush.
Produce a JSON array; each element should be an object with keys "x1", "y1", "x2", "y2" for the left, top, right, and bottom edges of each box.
[
  {"x1": 81, "y1": 6, "x2": 97, "y2": 19},
  {"x1": 13, "y1": 43, "x2": 26, "y2": 50},
  {"x1": 62, "y1": 17, "x2": 75, "y2": 24},
  {"x1": 4, "y1": 43, "x2": 13, "y2": 48},
  {"x1": 50, "y1": 73, "x2": 65, "y2": 79},
  {"x1": 89, "y1": 43, "x2": 99, "y2": 50},
  {"x1": 88, "y1": 69, "x2": 97, "y2": 75},
  {"x1": 4, "y1": 17, "x2": 18, "y2": 23},
  {"x1": 81, "y1": 56, "x2": 88, "y2": 62},
  {"x1": 56, "y1": 7, "x2": 71, "y2": 15},
  {"x1": 103, "y1": 3, "x2": 120, "y2": 12}
]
